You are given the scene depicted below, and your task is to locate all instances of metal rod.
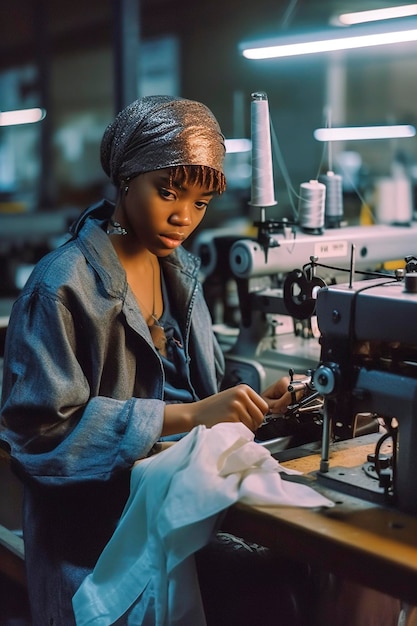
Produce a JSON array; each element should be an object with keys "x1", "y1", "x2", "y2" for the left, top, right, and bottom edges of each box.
[
  {"x1": 349, "y1": 243, "x2": 356, "y2": 288},
  {"x1": 320, "y1": 402, "x2": 331, "y2": 473}
]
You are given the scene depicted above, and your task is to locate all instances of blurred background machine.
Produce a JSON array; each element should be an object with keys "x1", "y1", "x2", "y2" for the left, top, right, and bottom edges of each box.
[{"x1": 0, "y1": 209, "x2": 78, "y2": 298}]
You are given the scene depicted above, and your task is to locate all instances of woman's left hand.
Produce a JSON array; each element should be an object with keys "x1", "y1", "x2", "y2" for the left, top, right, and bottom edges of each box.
[{"x1": 261, "y1": 374, "x2": 307, "y2": 415}]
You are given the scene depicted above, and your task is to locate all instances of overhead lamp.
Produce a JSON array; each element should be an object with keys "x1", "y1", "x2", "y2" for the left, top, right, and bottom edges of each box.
[
  {"x1": 0, "y1": 107, "x2": 46, "y2": 127},
  {"x1": 314, "y1": 124, "x2": 416, "y2": 141},
  {"x1": 240, "y1": 17, "x2": 417, "y2": 59},
  {"x1": 335, "y1": 4, "x2": 417, "y2": 26},
  {"x1": 225, "y1": 138, "x2": 252, "y2": 153}
]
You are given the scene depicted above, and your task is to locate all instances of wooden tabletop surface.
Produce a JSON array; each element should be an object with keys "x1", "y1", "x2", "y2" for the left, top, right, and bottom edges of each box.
[{"x1": 223, "y1": 433, "x2": 417, "y2": 605}]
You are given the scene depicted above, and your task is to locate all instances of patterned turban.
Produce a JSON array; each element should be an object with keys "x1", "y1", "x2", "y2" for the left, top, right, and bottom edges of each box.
[{"x1": 100, "y1": 95, "x2": 225, "y2": 186}]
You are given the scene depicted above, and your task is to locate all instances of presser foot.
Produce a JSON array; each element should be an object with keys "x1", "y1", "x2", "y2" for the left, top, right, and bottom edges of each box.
[{"x1": 255, "y1": 410, "x2": 323, "y2": 448}]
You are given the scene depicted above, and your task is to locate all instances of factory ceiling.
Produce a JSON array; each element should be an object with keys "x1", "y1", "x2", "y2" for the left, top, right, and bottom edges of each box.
[{"x1": 0, "y1": 0, "x2": 408, "y2": 71}]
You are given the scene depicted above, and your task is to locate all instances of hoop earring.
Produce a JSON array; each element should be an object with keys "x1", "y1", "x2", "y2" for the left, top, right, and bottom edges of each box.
[{"x1": 121, "y1": 178, "x2": 130, "y2": 196}]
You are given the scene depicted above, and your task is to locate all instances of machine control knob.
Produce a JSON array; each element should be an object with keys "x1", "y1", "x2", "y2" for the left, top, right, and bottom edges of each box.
[{"x1": 313, "y1": 363, "x2": 340, "y2": 395}]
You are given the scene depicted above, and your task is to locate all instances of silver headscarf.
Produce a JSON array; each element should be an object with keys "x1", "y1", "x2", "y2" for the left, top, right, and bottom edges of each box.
[{"x1": 100, "y1": 95, "x2": 225, "y2": 186}]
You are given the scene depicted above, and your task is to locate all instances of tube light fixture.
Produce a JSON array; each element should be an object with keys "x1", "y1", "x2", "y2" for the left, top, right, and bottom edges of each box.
[
  {"x1": 0, "y1": 107, "x2": 46, "y2": 127},
  {"x1": 240, "y1": 17, "x2": 417, "y2": 59},
  {"x1": 225, "y1": 138, "x2": 252, "y2": 153},
  {"x1": 335, "y1": 4, "x2": 417, "y2": 26},
  {"x1": 314, "y1": 125, "x2": 416, "y2": 141}
]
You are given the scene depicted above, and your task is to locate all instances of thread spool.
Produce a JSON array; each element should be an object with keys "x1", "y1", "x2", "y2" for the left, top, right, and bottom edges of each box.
[
  {"x1": 375, "y1": 176, "x2": 413, "y2": 225},
  {"x1": 319, "y1": 171, "x2": 344, "y2": 228},
  {"x1": 250, "y1": 92, "x2": 277, "y2": 207},
  {"x1": 298, "y1": 179, "x2": 326, "y2": 234}
]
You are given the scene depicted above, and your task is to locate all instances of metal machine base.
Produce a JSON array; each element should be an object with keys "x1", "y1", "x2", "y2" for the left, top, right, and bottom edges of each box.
[{"x1": 316, "y1": 463, "x2": 392, "y2": 506}]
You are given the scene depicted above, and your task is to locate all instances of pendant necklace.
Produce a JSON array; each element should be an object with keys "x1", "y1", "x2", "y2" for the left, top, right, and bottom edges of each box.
[{"x1": 141, "y1": 257, "x2": 167, "y2": 357}]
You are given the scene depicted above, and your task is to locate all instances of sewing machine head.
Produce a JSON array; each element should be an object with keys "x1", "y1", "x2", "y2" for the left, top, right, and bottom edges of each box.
[{"x1": 313, "y1": 272, "x2": 417, "y2": 514}]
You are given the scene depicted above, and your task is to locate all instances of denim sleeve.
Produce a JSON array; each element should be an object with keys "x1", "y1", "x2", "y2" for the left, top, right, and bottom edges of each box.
[{"x1": 0, "y1": 291, "x2": 165, "y2": 487}]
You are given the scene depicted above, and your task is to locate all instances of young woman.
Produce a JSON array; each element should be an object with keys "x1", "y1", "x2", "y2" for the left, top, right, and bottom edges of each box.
[{"x1": 0, "y1": 95, "x2": 300, "y2": 624}]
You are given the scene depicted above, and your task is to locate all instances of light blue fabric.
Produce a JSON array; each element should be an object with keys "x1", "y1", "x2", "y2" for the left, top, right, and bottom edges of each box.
[
  {"x1": 73, "y1": 427, "x2": 215, "y2": 626},
  {"x1": 72, "y1": 423, "x2": 334, "y2": 625}
]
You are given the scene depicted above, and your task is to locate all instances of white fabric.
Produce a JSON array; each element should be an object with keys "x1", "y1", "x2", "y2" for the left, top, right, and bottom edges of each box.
[{"x1": 72, "y1": 423, "x2": 333, "y2": 626}]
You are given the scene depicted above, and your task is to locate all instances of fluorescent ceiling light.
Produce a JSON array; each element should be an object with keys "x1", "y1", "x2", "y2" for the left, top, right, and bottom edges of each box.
[
  {"x1": 314, "y1": 125, "x2": 416, "y2": 141},
  {"x1": 0, "y1": 107, "x2": 46, "y2": 127},
  {"x1": 336, "y1": 4, "x2": 417, "y2": 26},
  {"x1": 241, "y1": 18, "x2": 417, "y2": 59},
  {"x1": 225, "y1": 138, "x2": 252, "y2": 153}
]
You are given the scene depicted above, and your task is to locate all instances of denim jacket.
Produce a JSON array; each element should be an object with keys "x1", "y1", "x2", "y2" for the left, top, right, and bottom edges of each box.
[{"x1": 0, "y1": 200, "x2": 225, "y2": 625}]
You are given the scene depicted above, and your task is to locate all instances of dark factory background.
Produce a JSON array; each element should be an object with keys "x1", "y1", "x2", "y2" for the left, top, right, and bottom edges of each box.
[
  {"x1": 1, "y1": 1, "x2": 417, "y2": 262},
  {"x1": 2, "y1": 2, "x2": 417, "y2": 623}
]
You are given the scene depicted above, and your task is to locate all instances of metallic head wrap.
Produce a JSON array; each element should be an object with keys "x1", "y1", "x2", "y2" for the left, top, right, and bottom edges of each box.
[{"x1": 100, "y1": 95, "x2": 225, "y2": 186}]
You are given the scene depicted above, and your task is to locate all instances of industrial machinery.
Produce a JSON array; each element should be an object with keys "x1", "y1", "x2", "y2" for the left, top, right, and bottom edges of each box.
[
  {"x1": 222, "y1": 220, "x2": 417, "y2": 389},
  {"x1": 313, "y1": 265, "x2": 417, "y2": 515},
  {"x1": 0, "y1": 208, "x2": 78, "y2": 297},
  {"x1": 195, "y1": 93, "x2": 417, "y2": 391},
  {"x1": 196, "y1": 92, "x2": 417, "y2": 455}
]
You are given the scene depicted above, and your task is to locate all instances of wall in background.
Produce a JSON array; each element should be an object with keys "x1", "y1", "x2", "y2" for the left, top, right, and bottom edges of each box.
[{"x1": 0, "y1": 0, "x2": 417, "y2": 222}]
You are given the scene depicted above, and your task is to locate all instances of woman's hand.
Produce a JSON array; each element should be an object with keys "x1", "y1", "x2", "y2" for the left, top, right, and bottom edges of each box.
[
  {"x1": 163, "y1": 384, "x2": 268, "y2": 435},
  {"x1": 262, "y1": 374, "x2": 308, "y2": 415}
]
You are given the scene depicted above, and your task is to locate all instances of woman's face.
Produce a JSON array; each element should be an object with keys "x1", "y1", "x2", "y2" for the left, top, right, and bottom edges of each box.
[{"x1": 119, "y1": 169, "x2": 215, "y2": 257}]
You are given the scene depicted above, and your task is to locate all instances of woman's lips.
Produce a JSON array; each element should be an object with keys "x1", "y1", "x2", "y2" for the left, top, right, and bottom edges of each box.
[{"x1": 159, "y1": 233, "x2": 185, "y2": 248}]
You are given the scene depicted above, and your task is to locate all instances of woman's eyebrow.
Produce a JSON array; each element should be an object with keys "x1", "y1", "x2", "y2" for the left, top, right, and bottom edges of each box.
[{"x1": 156, "y1": 175, "x2": 171, "y2": 186}]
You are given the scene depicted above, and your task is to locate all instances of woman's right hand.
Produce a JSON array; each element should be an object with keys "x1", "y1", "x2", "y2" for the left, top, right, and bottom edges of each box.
[{"x1": 163, "y1": 384, "x2": 268, "y2": 436}]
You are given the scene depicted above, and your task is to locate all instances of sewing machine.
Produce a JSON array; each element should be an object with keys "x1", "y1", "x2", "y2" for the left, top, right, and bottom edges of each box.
[
  {"x1": 196, "y1": 90, "x2": 417, "y2": 456},
  {"x1": 192, "y1": 217, "x2": 417, "y2": 451},
  {"x1": 203, "y1": 218, "x2": 417, "y2": 393},
  {"x1": 196, "y1": 92, "x2": 417, "y2": 395},
  {"x1": 313, "y1": 270, "x2": 417, "y2": 515}
]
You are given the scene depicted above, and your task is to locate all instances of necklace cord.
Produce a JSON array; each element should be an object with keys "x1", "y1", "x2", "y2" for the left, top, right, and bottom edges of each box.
[{"x1": 136, "y1": 256, "x2": 167, "y2": 355}]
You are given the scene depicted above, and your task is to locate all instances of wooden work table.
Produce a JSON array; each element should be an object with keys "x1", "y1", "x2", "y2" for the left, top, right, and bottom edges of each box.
[
  {"x1": 223, "y1": 433, "x2": 417, "y2": 606},
  {"x1": 3, "y1": 433, "x2": 417, "y2": 607}
]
